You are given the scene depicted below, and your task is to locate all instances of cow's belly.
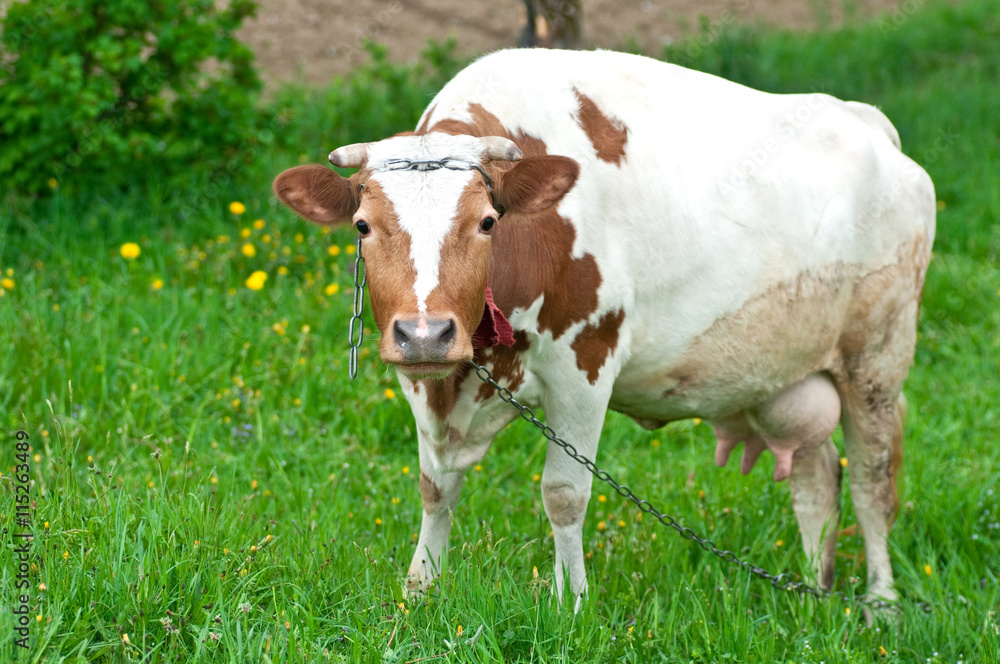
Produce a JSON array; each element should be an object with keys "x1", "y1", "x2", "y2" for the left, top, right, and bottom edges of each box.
[{"x1": 608, "y1": 262, "x2": 856, "y2": 423}]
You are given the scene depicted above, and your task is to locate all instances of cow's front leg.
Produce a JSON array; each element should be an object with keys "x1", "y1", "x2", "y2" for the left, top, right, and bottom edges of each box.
[
  {"x1": 540, "y1": 391, "x2": 609, "y2": 602},
  {"x1": 407, "y1": 437, "x2": 466, "y2": 593}
]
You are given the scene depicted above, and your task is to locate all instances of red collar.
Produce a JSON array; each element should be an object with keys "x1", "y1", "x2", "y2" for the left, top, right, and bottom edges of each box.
[{"x1": 472, "y1": 285, "x2": 515, "y2": 348}]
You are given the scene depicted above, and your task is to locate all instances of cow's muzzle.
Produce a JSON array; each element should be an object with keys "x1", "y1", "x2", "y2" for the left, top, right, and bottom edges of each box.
[{"x1": 386, "y1": 315, "x2": 471, "y2": 377}]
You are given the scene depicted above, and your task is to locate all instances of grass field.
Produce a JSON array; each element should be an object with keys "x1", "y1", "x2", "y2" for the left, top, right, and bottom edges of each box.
[{"x1": 1, "y1": 0, "x2": 998, "y2": 661}]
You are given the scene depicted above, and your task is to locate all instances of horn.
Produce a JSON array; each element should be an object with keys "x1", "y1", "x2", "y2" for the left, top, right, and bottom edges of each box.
[
  {"x1": 328, "y1": 143, "x2": 371, "y2": 168},
  {"x1": 479, "y1": 136, "x2": 523, "y2": 162}
]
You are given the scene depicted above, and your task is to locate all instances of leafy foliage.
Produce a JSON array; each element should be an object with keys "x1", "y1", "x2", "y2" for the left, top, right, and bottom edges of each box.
[{"x1": 0, "y1": 0, "x2": 262, "y2": 193}]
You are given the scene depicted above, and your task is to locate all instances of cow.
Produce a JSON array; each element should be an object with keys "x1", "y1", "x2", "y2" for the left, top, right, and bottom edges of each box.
[{"x1": 273, "y1": 48, "x2": 935, "y2": 607}]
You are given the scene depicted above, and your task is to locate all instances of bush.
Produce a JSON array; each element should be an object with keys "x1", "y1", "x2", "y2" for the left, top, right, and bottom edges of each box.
[{"x1": 0, "y1": 0, "x2": 263, "y2": 194}]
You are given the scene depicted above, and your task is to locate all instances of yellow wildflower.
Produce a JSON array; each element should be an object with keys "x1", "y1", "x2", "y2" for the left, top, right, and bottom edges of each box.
[
  {"x1": 1, "y1": 277, "x2": 14, "y2": 290},
  {"x1": 598, "y1": 495, "x2": 607, "y2": 503},
  {"x1": 245, "y1": 271, "x2": 268, "y2": 290},
  {"x1": 47, "y1": 178, "x2": 58, "y2": 188},
  {"x1": 346, "y1": 244, "x2": 356, "y2": 255},
  {"x1": 925, "y1": 564, "x2": 932, "y2": 576},
  {"x1": 401, "y1": 466, "x2": 410, "y2": 475},
  {"x1": 229, "y1": 201, "x2": 246, "y2": 215},
  {"x1": 375, "y1": 518, "x2": 383, "y2": 526},
  {"x1": 241, "y1": 243, "x2": 256, "y2": 257},
  {"x1": 325, "y1": 283, "x2": 339, "y2": 296},
  {"x1": 253, "y1": 219, "x2": 265, "y2": 230},
  {"x1": 120, "y1": 242, "x2": 141, "y2": 260},
  {"x1": 278, "y1": 266, "x2": 289, "y2": 275},
  {"x1": 384, "y1": 388, "x2": 395, "y2": 399},
  {"x1": 327, "y1": 245, "x2": 341, "y2": 256},
  {"x1": 151, "y1": 279, "x2": 163, "y2": 290}
]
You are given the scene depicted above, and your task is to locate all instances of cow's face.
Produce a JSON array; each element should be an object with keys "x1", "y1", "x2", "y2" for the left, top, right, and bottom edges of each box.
[{"x1": 273, "y1": 132, "x2": 578, "y2": 379}]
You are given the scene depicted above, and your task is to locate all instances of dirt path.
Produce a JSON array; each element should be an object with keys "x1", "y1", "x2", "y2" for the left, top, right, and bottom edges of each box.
[{"x1": 240, "y1": 0, "x2": 904, "y2": 88}]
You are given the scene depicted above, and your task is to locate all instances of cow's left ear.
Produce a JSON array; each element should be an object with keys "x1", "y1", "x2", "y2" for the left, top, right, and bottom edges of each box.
[{"x1": 495, "y1": 156, "x2": 579, "y2": 214}]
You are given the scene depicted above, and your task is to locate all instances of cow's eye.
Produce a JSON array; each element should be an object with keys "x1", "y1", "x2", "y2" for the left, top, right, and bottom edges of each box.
[
  {"x1": 355, "y1": 220, "x2": 371, "y2": 236},
  {"x1": 479, "y1": 216, "x2": 496, "y2": 234}
]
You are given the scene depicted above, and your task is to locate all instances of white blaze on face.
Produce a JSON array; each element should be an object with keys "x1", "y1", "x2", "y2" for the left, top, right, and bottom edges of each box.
[{"x1": 367, "y1": 134, "x2": 485, "y2": 314}]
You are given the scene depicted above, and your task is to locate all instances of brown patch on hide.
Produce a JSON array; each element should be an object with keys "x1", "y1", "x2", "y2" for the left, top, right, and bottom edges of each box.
[
  {"x1": 571, "y1": 308, "x2": 625, "y2": 384},
  {"x1": 417, "y1": 104, "x2": 437, "y2": 133},
  {"x1": 475, "y1": 331, "x2": 531, "y2": 402},
  {"x1": 419, "y1": 471, "x2": 443, "y2": 512},
  {"x1": 573, "y1": 88, "x2": 628, "y2": 165},
  {"x1": 419, "y1": 363, "x2": 473, "y2": 423},
  {"x1": 427, "y1": 103, "x2": 602, "y2": 339}
]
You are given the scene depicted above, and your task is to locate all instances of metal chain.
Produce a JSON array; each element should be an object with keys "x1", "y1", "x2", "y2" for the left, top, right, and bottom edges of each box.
[
  {"x1": 342, "y1": 254, "x2": 926, "y2": 612},
  {"x1": 468, "y1": 359, "x2": 931, "y2": 614},
  {"x1": 348, "y1": 236, "x2": 366, "y2": 379}
]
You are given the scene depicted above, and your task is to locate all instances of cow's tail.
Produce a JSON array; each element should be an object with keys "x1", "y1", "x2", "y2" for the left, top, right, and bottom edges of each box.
[{"x1": 844, "y1": 101, "x2": 902, "y2": 151}]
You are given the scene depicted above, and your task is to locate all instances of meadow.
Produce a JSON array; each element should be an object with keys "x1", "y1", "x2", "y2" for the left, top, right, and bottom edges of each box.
[{"x1": 1, "y1": 0, "x2": 998, "y2": 661}]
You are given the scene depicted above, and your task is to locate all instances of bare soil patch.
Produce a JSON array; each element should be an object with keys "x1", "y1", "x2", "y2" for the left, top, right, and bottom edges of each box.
[{"x1": 240, "y1": 0, "x2": 905, "y2": 88}]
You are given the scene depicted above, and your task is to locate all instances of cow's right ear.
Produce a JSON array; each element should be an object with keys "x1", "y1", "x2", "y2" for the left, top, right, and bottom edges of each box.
[{"x1": 272, "y1": 165, "x2": 358, "y2": 225}]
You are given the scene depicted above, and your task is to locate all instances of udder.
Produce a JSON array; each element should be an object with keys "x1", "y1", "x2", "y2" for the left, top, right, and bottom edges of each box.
[{"x1": 712, "y1": 373, "x2": 841, "y2": 481}]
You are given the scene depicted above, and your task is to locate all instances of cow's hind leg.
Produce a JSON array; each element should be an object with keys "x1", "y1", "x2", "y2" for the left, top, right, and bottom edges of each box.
[{"x1": 840, "y1": 386, "x2": 906, "y2": 605}]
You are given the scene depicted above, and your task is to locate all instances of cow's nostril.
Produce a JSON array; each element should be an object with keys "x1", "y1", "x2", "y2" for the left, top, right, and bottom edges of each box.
[
  {"x1": 438, "y1": 319, "x2": 456, "y2": 346},
  {"x1": 394, "y1": 320, "x2": 410, "y2": 348}
]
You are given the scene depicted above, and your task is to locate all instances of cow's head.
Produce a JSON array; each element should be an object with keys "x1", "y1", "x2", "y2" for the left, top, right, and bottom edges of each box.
[{"x1": 273, "y1": 132, "x2": 578, "y2": 379}]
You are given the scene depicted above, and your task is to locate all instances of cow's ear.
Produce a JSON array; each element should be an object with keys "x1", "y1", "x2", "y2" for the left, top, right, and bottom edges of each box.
[
  {"x1": 273, "y1": 165, "x2": 358, "y2": 225},
  {"x1": 495, "y1": 156, "x2": 579, "y2": 214}
]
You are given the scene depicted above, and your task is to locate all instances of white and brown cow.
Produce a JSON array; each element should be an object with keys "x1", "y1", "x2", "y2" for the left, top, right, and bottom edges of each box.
[{"x1": 274, "y1": 49, "x2": 935, "y2": 605}]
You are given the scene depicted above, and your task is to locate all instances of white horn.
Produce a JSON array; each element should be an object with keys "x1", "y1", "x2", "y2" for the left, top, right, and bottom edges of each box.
[
  {"x1": 328, "y1": 143, "x2": 371, "y2": 168},
  {"x1": 479, "y1": 136, "x2": 523, "y2": 162}
]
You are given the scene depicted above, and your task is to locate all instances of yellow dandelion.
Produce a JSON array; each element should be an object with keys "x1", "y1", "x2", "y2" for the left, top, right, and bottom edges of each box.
[
  {"x1": 47, "y1": 178, "x2": 58, "y2": 188},
  {"x1": 151, "y1": 279, "x2": 163, "y2": 290},
  {"x1": 533, "y1": 473, "x2": 541, "y2": 482},
  {"x1": 879, "y1": 646, "x2": 887, "y2": 656},
  {"x1": 924, "y1": 564, "x2": 932, "y2": 576},
  {"x1": 1, "y1": 277, "x2": 14, "y2": 290},
  {"x1": 210, "y1": 476, "x2": 218, "y2": 485},
  {"x1": 53, "y1": 304, "x2": 59, "y2": 311},
  {"x1": 245, "y1": 270, "x2": 268, "y2": 290},
  {"x1": 122, "y1": 633, "x2": 131, "y2": 645},
  {"x1": 598, "y1": 494, "x2": 607, "y2": 503},
  {"x1": 301, "y1": 324, "x2": 310, "y2": 334},
  {"x1": 120, "y1": 242, "x2": 141, "y2": 260},
  {"x1": 278, "y1": 266, "x2": 289, "y2": 275},
  {"x1": 63, "y1": 551, "x2": 69, "y2": 560},
  {"x1": 324, "y1": 283, "x2": 339, "y2": 296},
  {"x1": 401, "y1": 466, "x2": 410, "y2": 475},
  {"x1": 776, "y1": 539, "x2": 783, "y2": 547},
  {"x1": 294, "y1": 398, "x2": 302, "y2": 406},
  {"x1": 272, "y1": 322, "x2": 286, "y2": 336},
  {"x1": 261, "y1": 234, "x2": 271, "y2": 244},
  {"x1": 375, "y1": 518, "x2": 383, "y2": 526},
  {"x1": 38, "y1": 583, "x2": 46, "y2": 591},
  {"x1": 327, "y1": 245, "x2": 341, "y2": 256},
  {"x1": 651, "y1": 439, "x2": 660, "y2": 448},
  {"x1": 251, "y1": 479, "x2": 259, "y2": 490},
  {"x1": 253, "y1": 219, "x2": 265, "y2": 230},
  {"x1": 240, "y1": 228, "x2": 251, "y2": 239},
  {"x1": 840, "y1": 457, "x2": 848, "y2": 468},
  {"x1": 475, "y1": 464, "x2": 482, "y2": 472},
  {"x1": 457, "y1": 625, "x2": 463, "y2": 637},
  {"x1": 845, "y1": 607, "x2": 851, "y2": 615},
  {"x1": 597, "y1": 521, "x2": 606, "y2": 531},
  {"x1": 217, "y1": 234, "x2": 230, "y2": 243},
  {"x1": 5, "y1": 268, "x2": 12, "y2": 277},
  {"x1": 241, "y1": 243, "x2": 256, "y2": 257},
  {"x1": 346, "y1": 244, "x2": 356, "y2": 255},
  {"x1": 384, "y1": 388, "x2": 396, "y2": 399},
  {"x1": 229, "y1": 201, "x2": 246, "y2": 215}
]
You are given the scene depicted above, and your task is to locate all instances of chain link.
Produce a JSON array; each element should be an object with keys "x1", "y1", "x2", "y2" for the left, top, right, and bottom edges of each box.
[
  {"x1": 468, "y1": 359, "x2": 931, "y2": 614},
  {"x1": 348, "y1": 235, "x2": 366, "y2": 379}
]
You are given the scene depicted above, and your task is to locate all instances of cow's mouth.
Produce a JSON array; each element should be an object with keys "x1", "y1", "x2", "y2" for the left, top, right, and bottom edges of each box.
[{"x1": 396, "y1": 361, "x2": 460, "y2": 380}]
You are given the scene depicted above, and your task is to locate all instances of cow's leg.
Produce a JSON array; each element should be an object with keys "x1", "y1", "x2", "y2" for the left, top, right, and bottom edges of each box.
[
  {"x1": 540, "y1": 388, "x2": 610, "y2": 603},
  {"x1": 840, "y1": 389, "x2": 906, "y2": 606},
  {"x1": 788, "y1": 437, "x2": 842, "y2": 590},
  {"x1": 406, "y1": 435, "x2": 466, "y2": 593}
]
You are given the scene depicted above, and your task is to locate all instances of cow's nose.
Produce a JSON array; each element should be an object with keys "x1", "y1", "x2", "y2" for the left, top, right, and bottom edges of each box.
[{"x1": 392, "y1": 317, "x2": 456, "y2": 362}]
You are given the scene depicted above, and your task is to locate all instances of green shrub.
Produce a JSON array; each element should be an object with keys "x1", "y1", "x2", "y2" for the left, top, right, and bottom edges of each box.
[{"x1": 0, "y1": 0, "x2": 263, "y2": 194}]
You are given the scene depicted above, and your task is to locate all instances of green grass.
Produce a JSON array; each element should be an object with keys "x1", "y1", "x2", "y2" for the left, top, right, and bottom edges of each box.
[{"x1": 2, "y1": 1, "x2": 999, "y2": 661}]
